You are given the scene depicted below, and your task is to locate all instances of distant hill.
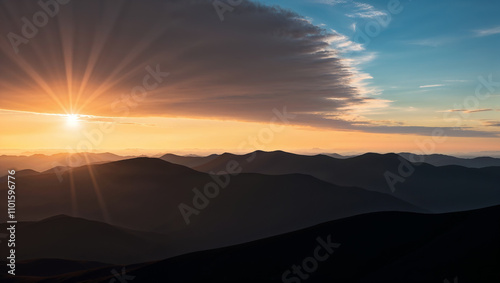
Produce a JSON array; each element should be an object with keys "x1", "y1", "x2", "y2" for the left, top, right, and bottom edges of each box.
[
  {"x1": 191, "y1": 150, "x2": 500, "y2": 212},
  {"x1": 0, "y1": 152, "x2": 130, "y2": 174},
  {"x1": 3, "y1": 205, "x2": 498, "y2": 282},
  {"x1": 324, "y1": 153, "x2": 355, "y2": 159},
  {"x1": 399, "y1": 152, "x2": 500, "y2": 168},
  {"x1": 0, "y1": 157, "x2": 423, "y2": 257}
]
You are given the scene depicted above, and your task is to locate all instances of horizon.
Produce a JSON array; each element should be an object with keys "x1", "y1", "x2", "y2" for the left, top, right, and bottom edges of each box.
[{"x1": 2, "y1": 148, "x2": 500, "y2": 159}]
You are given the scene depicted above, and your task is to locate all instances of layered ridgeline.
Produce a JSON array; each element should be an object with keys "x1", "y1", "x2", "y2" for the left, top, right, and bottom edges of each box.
[
  {"x1": 0, "y1": 152, "x2": 131, "y2": 174},
  {"x1": 2, "y1": 205, "x2": 499, "y2": 282},
  {"x1": 0, "y1": 157, "x2": 423, "y2": 261},
  {"x1": 1, "y1": 152, "x2": 499, "y2": 267},
  {"x1": 398, "y1": 152, "x2": 500, "y2": 168},
  {"x1": 163, "y1": 150, "x2": 500, "y2": 212}
]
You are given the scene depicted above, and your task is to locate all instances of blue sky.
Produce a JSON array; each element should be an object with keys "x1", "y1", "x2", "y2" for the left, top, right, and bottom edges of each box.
[{"x1": 257, "y1": 0, "x2": 500, "y2": 127}]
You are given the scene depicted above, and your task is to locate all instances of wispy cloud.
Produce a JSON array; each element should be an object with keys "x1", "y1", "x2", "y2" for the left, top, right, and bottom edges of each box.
[
  {"x1": 474, "y1": 26, "x2": 500, "y2": 37},
  {"x1": 347, "y1": 2, "x2": 387, "y2": 19},
  {"x1": 314, "y1": 0, "x2": 349, "y2": 5},
  {"x1": 405, "y1": 36, "x2": 459, "y2": 47},
  {"x1": 314, "y1": 1, "x2": 386, "y2": 19},
  {"x1": 482, "y1": 120, "x2": 500, "y2": 127},
  {"x1": 408, "y1": 25, "x2": 500, "y2": 48},
  {"x1": 329, "y1": 29, "x2": 365, "y2": 52},
  {"x1": 419, "y1": 84, "x2": 444, "y2": 88},
  {"x1": 328, "y1": 29, "x2": 381, "y2": 98},
  {"x1": 0, "y1": 108, "x2": 154, "y2": 126},
  {"x1": 444, "y1": 108, "x2": 497, "y2": 114}
]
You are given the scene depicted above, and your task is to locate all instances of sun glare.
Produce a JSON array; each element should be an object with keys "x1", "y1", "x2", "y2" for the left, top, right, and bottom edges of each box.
[{"x1": 66, "y1": 114, "x2": 80, "y2": 127}]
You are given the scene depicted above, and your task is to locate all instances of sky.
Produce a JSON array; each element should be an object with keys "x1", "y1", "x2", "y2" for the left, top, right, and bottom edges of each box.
[{"x1": 0, "y1": 0, "x2": 499, "y2": 155}]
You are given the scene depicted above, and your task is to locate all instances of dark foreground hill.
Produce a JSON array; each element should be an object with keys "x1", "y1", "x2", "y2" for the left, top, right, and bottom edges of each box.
[{"x1": 2, "y1": 205, "x2": 499, "y2": 283}]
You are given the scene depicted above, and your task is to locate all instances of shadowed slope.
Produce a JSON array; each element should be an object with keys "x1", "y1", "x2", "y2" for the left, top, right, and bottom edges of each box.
[{"x1": 3, "y1": 205, "x2": 498, "y2": 282}]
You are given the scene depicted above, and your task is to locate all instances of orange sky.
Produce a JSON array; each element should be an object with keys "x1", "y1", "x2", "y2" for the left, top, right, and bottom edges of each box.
[{"x1": 1, "y1": 109, "x2": 499, "y2": 156}]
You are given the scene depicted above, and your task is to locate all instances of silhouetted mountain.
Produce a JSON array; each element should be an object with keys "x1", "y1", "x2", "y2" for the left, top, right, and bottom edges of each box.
[
  {"x1": 0, "y1": 215, "x2": 178, "y2": 264},
  {"x1": 0, "y1": 157, "x2": 423, "y2": 257},
  {"x1": 193, "y1": 150, "x2": 500, "y2": 212},
  {"x1": 399, "y1": 152, "x2": 500, "y2": 168},
  {"x1": 0, "y1": 169, "x2": 38, "y2": 182},
  {"x1": 160, "y1": 153, "x2": 219, "y2": 168},
  {"x1": 4, "y1": 205, "x2": 498, "y2": 282},
  {"x1": 0, "y1": 152, "x2": 130, "y2": 174}
]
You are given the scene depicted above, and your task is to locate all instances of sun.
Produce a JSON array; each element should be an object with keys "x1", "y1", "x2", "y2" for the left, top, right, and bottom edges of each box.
[{"x1": 66, "y1": 114, "x2": 80, "y2": 127}]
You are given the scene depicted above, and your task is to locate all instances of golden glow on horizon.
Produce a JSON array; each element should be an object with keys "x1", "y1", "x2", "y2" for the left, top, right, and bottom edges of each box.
[{"x1": 0, "y1": 109, "x2": 499, "y2": 155}]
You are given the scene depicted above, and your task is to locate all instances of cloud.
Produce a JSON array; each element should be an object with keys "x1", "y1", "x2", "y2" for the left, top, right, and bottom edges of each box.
[
  {"x1": 404, "y1": 36, "x2": 461, "y2": 47},
  {"x1": 347, "y1": 2, "x2": 387, "y2": 19},
  {"x1": 0, "y1": 0, "x2": 495, "y2": 138},
  {"x1": 0, "y1": 0, "x2": 386, "y2": 127},
  {"x1": 445, "y1": 108, "x2": 497, "y2": 114},
  {"x1": 314, "y1": 0, "x2": 350, "y2": 5},
  {"x1": 482, "y1": 121, "x2": 500, "y2": 127},
  {"x1": 0, "y1": 108, "x2": 153, "y2": 126},
  {"x1": 314, "y1": 1, "x2": 387, "y2": 19},
  {"x1": 408, "y1": 26, "x2": 500, "y2": 48},
  {"x1": 474, "y1": 26, "x2": 500, "y2": 37},
  {"x1": 354, "y1": 126, "x2": 498, "y2": 137},
  {"x1": 406, "y1": 25, "x2": 500, "y2": 48},
  {"x1": 329, "y1": 29, "x2": 365, "y2": 53},
  {"x1": 419, "y1": 84, "x2": 444, "y2": 88}
]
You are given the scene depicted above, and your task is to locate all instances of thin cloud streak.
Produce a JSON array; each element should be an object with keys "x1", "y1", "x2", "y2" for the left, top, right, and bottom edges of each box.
[
  {"x1": 475, "y1": 26, "x2": 500, "y2": 37},
  {"x1": 420, "y1": 84, "x2": 444, "y2": 88},
  {"x1": 444, "y1": 108, "x2": 498, "y2": 114}
]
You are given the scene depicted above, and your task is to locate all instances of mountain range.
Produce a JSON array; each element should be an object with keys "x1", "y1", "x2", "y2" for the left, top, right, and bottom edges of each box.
[
  {"x1": 1, "y1": 151, "x2": 499, "y2": 282},
  {"x1": 163, "y1": 150, "x2": 500, "y2": 212},
  {"x1": 1, "y1": 157, "x2": 424, "y2": 258}
]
